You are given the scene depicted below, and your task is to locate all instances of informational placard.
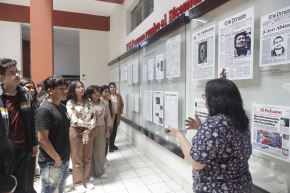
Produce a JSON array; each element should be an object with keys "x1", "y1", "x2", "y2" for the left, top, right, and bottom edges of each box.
[
  {"x1": 164, "y1": 92, "x2": 178, "y2": 128},
  {"x1": 155, "y1": 53, "x2": 165, "y2": 80},
  {"x1": 192, "y1": 25, "x2": 216, "y2": 80},
  {"x1": 121, "y1": 65, "x2": 128, "y2": 81},
  {"x1": 260, "y1": 6, "x2": 290, "y2": 67},
  {"x1": 252, "y1": 104, "x2": 290, "y2": 162},
  {"x1": 148, "y1": 58, "x2": 155, "y2": 81},
  {"x1": 143, "y1": 62, "x2": 148, "y2": 82},
  {"x1": 144, "y1": 90, "x2": 153, "y2": 121},
  {"x1": 133, "y1": 58, "x2": 139, "y2": 83},
  {"x1": 166, "y1": 34, "x2": 181, "y2": 78},
  {"x1": 127, "y1": 61, "x2": 133, "y2": 84},
  {"x1": 153, "y1": 91, "x2": 164, "y2": 126},
  {"x1": 134, "y1": 94, "x2": 139, "y2": 113},
  {"x1": 193, "y1": 98, "x2": 208, "y2": 123},
  {"x1": 218, "y1": 7, "x2": 254, "y2": 80}
]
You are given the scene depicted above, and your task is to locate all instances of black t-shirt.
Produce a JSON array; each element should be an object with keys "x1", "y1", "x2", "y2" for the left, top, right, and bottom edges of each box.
[{"x1": 36, "y1": 100, "x2": 70, "y2": 163}]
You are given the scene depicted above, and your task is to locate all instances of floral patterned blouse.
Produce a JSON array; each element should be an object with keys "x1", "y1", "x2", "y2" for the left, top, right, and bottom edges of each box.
[
  {"x1": 190, "y1": 114, "x2": 252, "y2": 193},
  {"x1": 66, "y1": 99, "x2": 96, "y2": 130}
]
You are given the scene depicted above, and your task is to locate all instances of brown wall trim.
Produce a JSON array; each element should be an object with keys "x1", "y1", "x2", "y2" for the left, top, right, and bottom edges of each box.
[
  {"x1": 0, "y1": 3, "x2": 110, "y2": 31},
  {"x1": 98, "y1": 0, "x2": 124, "y2": 4}
]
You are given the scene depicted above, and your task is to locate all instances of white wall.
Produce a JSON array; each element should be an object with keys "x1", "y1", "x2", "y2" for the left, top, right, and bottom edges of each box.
[
  {"x1": 0, "y1": 21, "x2": 22, "y2": 71},
  {"x1": 54, "y1": 43, "x2": 80, "y2": 76},
  {"x1": 108, "y1": 0, "x2": 187, "y2": 61},
  {"x1": 79, "y1": 29, "x2": 109, "y2": 87}
]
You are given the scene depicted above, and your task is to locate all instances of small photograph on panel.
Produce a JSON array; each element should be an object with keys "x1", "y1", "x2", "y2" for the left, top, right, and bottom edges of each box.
[
  {"x1": 160, "y1": 60, "x2": 164, "y2": 71},
  {"x1": 280, "y1": 117, "x2": 289, "y2": 127},
  {"x1": 271, "y1": 35, "x2": 286, "y2": 58},
  {"x1": 155, "y1": 97, "x2": 160, "y2": 104},
  {"x1": 234, "y1": 30, "x2": 251, "y2": 58},
  {"x1": 257, "y1": 129, "x2": 282, "y2": 149},
  {"x1": 160, "y1": 106, "x2": 163, "y2": 110},
  {"x1": 283, "y1": 134, "x2": 289, "y2": 140},
  {"x1": 198, "y1": 41, "x2": 208, "y2": 64},
  {"x1": 282, "y1": 148, "x2": 289, "y2": 156},
  {"x1": 159, "y1": 118, "x2": 163, "y2": 124}
]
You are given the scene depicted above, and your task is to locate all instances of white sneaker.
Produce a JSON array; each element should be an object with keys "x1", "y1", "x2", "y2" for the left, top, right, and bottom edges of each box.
[
  {"x1": 89, "y1": 177, "x2": 95, "y2": 183},
  {"x1": 85, "y1": 182, "x2": 95, "y2": 190},
  {"x1": 74, "y1": 184, "x2": 87, "y2": 193},
  {"x1": 100, "y1": 173, "x2": 108, "y2": 179}
]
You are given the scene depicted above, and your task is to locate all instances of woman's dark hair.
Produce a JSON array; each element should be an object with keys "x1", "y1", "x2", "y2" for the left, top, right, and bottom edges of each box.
[
  {"x1": 108, "y1": 82, "x2": 116, "y2": 88},
  {"x1": 205, "y1": 79, "x2": 249, "y2": 132},
  {"x1": 67, "y1": 80, "x2": 86, "y2": 102},
  {"x1": 85, "y1": 85, "x2": 101, "y2": 100},
  {"x1": 100, "y1": 85, "x2": 109, "y2": 94},
  {"x1": 19, "y1": 77, "x2": 38, "y2": 97}
]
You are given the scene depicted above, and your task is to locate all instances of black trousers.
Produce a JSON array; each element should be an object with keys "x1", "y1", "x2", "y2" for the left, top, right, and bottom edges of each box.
[
  {"x1": 10, "y1": 148, "x2": 30, "y2": 193},
  {"x1": 27, "y1": 155, "x2": 37, "y2": 193},
  {"x1": 109, "y1": 115, "x2": 118, "y2": 149}
]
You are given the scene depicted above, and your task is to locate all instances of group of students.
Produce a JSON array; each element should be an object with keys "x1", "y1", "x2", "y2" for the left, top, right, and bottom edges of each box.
[
  {"x1": 0, "y1": 57, "x2": 254, "y2": 193},
  {"x1": 0, "y1": 58, "x2": 124, "y2": 193}
]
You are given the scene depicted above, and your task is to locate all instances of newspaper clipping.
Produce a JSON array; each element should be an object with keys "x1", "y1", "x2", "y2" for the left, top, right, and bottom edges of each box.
[
  {"x1": 192, "y1": 25, "x2": 216, "y2": 80},
  {"x1": 155, "y1": 53, "x2": 165, "y2": 80},
  {"x1": 260, "y1": 6, "x2": 290, "y2": 66},
  {"x1": 193, "y1": 98, "x2": 208, "y2": 123},
  {"x1": 164, "y1": 92, "x2": 178, "y2": 129},
  {"x1": 153, "y1": 91, "x2": 164, "y2": 126},
  {"x1": 166, "y1": 34, "x2": 181, "y2": 78},
  {"x1": 252, "y1": 104, "x2": 290, "y2": 162},
  {"x1": 218, "y1": 7, "x2": 254, "y2": 80},
  {"x1": 144, "y1": 90, "x2": 153, "y2": 121},
  {"x1": 133, "y1": 58, "x2": 139, "y2": 84}
]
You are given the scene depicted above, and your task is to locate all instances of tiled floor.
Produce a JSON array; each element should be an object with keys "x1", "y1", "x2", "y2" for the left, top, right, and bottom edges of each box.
[{"x1": 34, "y1": 131, "x2": 189, "y2": 193}]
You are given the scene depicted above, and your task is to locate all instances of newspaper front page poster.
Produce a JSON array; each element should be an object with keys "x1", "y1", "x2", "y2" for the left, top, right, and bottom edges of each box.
[
  {"x1": 144, "y1": 90, "x2": 153, "y2": 122},
  {"x1": 192, "y1": 25, "x2": 216, "y2": 80},
  {"x1": 132, "y1": 58, "x2": 139, "y2": 84},
  {"x1": 218, "y1": 7, "x2": 254, "y2": 80},
  {"x1": 166, "y1": 34, "x2": 181, "y2": 78},
  {"x1": 164, "y1": 92, "x2": 178, "y2": 129},
  {"x1": 153, "y1": 91, "x2": 164, "y2": 126},
  {"x1": 148, "y1": 58, "x2": 155, "y2": 81},
  {"x1": 252, "y1": 103, "x2": 290, "y2": 162},
  {"x1": 260, "y1": 6, "x2": 290, "y2": 67}
]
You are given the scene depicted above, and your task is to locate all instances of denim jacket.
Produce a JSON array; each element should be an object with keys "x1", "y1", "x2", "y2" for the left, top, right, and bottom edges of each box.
[{"x1": 0, "y1": 84, "x2": 38, "y2": 152}]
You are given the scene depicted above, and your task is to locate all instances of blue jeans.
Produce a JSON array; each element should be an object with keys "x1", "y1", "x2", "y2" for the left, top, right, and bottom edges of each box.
[{"x1": 39, "y1": 160, "x2": 69, "y2": 193}]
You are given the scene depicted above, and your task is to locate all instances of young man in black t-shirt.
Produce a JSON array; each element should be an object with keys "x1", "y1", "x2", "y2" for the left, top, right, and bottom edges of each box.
[{"x1": 36, "y1": 75, "x2": 70, "y2": 193}]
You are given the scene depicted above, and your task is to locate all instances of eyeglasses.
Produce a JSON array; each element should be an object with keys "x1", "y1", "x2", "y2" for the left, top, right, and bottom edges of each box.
[
  {"x1": 202, "y1": 94, "x2": 206, "y2": 100},
  {"x1": 5, "y1": 70, "x2": 21, "y2": 77}
]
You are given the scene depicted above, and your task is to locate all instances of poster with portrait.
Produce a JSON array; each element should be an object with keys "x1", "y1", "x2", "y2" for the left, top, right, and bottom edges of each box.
[
  {"x1": 144, "y1": 90, "x2": 153, "y2": 121},
  {"x1": 192, "y1": 25, "x2": 216, "y2": 80},
  {"x1": 260, "y1": 6, "x2": 290, "y2": 67},
  {"x1": 153, "y1": 91, "x2": 164, "y2": 126},
  {"x1": 193, "y1": 98, "x2": 208, "y2": 124},
  {"x1": 155, "y1": 53, "x2": 165, "y2": 80},
  {"x1": 218, "y1": 7, "x2": 254, "y2": 80},
  {"x1": 164, "y1": 92, "x2": 178, "y2": 129},
  {"x1": 252, "y1": 103, "x2": 290, "y2": 162},
  {"x1": 147, "y1": 58, "x2": 155, "y2": 81},
  {"x1": 166, "y1": 34, "x2": 181, "y2": 78},
  {"x1": 132, "y1": 58, "x2": 139, "y2": 84}
]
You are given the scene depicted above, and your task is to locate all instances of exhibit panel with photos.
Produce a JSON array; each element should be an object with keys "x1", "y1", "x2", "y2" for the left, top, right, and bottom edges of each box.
[
  {"x1": 187, "y1": 0, "x2": 290, "y2": 192},
  {"x1": 140, "y1": 26, "x2": 186, "y2": 144},
  {"x1": 119, "y1": 51, "x2": 141, "y2": 125},
  {"x1": 108, "y1": 0, "x2": 290, "y2": 192}
]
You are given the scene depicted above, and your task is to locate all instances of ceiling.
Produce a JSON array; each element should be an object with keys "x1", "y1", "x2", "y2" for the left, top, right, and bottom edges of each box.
[{"x1": 0, "y1": 0, "x2": 122, "y2": 16}]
